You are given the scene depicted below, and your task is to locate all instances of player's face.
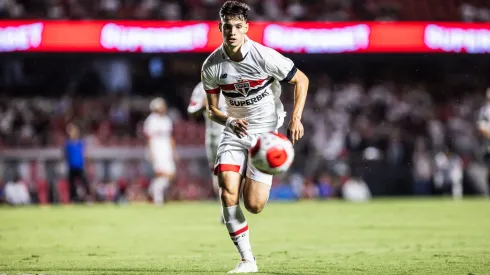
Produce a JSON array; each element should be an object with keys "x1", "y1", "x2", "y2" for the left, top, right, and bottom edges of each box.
[{"x1": 219, "y1": 17, "x2": 248, "y2": 48}]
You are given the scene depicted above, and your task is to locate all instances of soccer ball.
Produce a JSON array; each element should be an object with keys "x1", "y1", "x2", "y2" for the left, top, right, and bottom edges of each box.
[{"x1": 249, "y1": 132, "x2": 295, "y2": 175}]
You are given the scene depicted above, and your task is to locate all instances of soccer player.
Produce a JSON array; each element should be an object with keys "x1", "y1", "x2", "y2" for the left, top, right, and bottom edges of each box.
[
  {"x1": 187, "y1": 81, "x2": 226, "y2": 198},
  {"x1": 143, "y1": 97, "x2": 177, "y2": 206},
  {"x1": 201, "y1": 1, "x2": 309, "y2": 273}
]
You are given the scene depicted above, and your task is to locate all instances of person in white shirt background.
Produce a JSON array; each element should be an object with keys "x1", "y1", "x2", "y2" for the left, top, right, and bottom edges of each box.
[{"x1": 143, "y1": 97, "x2": 178, "y2": 206}]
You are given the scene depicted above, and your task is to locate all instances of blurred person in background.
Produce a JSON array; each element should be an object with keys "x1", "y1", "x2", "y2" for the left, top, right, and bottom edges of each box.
[
  {"x1": 64, "y1": 123, "x2": 91, "y2": 203},
  {"x1": 341, "y1": 175, "x2": 372, "y2": 202},
  {"x1": 188, "y1": 81, "x2": 227, "y2": 221},
  {"x1": 187, "y1": 81, "x2": 226, "y2": 199},
  {"x1": 433, "y1": 148, "x2": 463, "y2": 199},
  {"x1": 144, "y1": 97, "x2": 177, "y2": 206},
  {"x1": 3, "y1": 172, "x2": 31, "y2": 206},
  {"x1": 412, "y1": 136, "x2": 433, "y2": 195},
  {"x1": 475, "y1": 87, "x2": 490, "y2": 195},
  {"x1": 476, "y1": 88, "x2": 490, "y2": 160}
]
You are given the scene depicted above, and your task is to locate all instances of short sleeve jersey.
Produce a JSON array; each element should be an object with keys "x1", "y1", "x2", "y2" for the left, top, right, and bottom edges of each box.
[
  {"x1": 201, "y1": 37, "x2": 296, "y2": 134},
  {"x1": 143, "y1": 113, "x2": 173, "y2": 154}
]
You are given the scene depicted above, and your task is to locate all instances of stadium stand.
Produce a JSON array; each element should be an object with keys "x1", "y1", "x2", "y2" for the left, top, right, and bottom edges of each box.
[
  {"x1": 1, "y1": 0, "x2": 490, "y2": 205},
  {"x1": 0, "y1": 0, "x2": 488, "y2": 22}
]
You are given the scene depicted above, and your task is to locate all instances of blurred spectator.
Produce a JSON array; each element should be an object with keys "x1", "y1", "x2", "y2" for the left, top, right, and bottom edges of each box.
[
  {"x1": 3, "y1": 52, "x2": 490, "y2": 203},
  {"x1": 341, "y1": 176, "x2": 371, "y2": 202},
  {"x1": 461, "y1": 1, "x2": 490, "y2": 22},
  {"x1": 433, "y1": 149, "x2": 464, "y2": 199},
  {"x1": 412, "y1": 137, "x2": 433, "y2": 195},
  {"x1": 0, "y1": 0, "x2": 485, "y2": 22},
  {"x1": 64, "y1": 123, "x2": 91, "y2": 203},
  {"x1": 3, "y1": 172, "x2": 31, "y2": 205}
]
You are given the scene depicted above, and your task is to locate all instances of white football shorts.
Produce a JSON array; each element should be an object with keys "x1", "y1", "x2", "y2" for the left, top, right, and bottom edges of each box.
[
  {"x1": 152, "y1": 155, "x2": 176, "y2": 176},
  {"x1": 214, "y1": 130, "x2": 273, "y2": 186}
]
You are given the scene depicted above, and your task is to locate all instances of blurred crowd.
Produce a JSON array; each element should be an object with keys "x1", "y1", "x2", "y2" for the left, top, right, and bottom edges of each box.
[
  {"x1": 0, "y1": 0, "x2": 488, "y2": 22},
  {"x1": 2, "y1": 51, "x2": 490, "y2": 206},
  {"x1": 1, "y1": 72, "x2": 486, "y2": 157},
  {"x1": 1, "y1": 0, "x2": 490, "y2": 205},
  {"x1": 0, "y1": 95, "x2": 191, "y2": 148},
  {"x1": 2, "y1": 60, "x2": 490, "y2": 204}
]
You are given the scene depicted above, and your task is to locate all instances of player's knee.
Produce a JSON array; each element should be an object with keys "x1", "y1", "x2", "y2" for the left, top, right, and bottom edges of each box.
[
  {"x1": 217, "y1": 172, "x2": 241, "y2": 206},
  {"x1": 244, "y1": 200, "x2": 264, "y2": 214},
  {"x1": 220, "y1": 188, "x2": 239, "y2": 206}
]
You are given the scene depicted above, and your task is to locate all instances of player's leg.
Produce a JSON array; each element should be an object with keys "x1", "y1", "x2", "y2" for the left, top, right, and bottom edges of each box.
[
  {"x1": 242, "y1": 157, "x2": 273, "y2": 214},
  {"x1": 150, "y1": 156, "x2": 175, "y2": 205},
  {"x1": 68, "y1": 168, "x2": 78, "y2": 203},
  {"x1": 215, "y1": 150, "x2": 258, "y2": 273},
  {"x1": 150, "y1": 172, "x2": 169, "y2": 205}
]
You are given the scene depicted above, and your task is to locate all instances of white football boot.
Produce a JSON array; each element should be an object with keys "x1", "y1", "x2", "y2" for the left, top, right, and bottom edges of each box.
[{"x1": 227, "y1": 258, "x2": 258, "y2": 274}]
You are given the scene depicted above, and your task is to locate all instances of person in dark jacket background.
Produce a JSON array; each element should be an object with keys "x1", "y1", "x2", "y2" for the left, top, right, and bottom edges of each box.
[{"x1": 64, "y1": 123, "x2": 91, "y2": 203}]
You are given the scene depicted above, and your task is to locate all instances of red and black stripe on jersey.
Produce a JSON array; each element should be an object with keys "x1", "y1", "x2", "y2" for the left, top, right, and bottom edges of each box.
[{"x1": 219, "y1": 77, "x2": 275, "y2": 98}]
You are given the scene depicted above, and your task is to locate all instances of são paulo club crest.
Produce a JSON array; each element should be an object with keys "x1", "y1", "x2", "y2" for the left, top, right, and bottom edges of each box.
[{"x1": 234, "y1": 78, "x2": 251, "y2": 97}]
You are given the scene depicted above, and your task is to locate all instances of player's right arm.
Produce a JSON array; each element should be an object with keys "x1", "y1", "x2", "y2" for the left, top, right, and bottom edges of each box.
[{"x1": 202, "y1": 64, "x2": 248, "y2": 137}]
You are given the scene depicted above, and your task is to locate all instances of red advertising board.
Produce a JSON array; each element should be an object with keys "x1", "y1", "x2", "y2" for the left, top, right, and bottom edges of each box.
[{"x1": 0, "y1": 21, "x2": 489, "y2": 54}]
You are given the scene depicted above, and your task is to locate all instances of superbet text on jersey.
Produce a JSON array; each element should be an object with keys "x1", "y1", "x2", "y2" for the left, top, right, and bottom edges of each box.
[{"x1": 201, "y1": 37, "x2": 296, "y2": 134}]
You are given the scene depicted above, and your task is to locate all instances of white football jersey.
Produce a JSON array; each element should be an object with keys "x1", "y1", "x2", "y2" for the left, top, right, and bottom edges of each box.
[
  {"x1": 187, "y1": 81, "x2": 226, "y2": 137},
  {"x1": 201, "y1": 37, "x2": 296, "y2": 134},
  {"x1": 143, "y1": 113, "x2": 173, "y2": 158}
]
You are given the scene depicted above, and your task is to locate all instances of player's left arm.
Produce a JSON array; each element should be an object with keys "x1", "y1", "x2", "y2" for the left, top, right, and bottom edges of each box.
[
  {"x1": 287, "y1": 69, "x2": 309, "y2": 144},
  {"x1": 263, "y1": 47, "x2": 309, "y2": 144}
]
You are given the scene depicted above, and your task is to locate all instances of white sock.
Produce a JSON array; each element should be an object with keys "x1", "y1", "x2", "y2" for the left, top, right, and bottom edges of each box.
[
  {"x1": 151, "y1": 177, "x2": 168, "y2": 205},
  {"x1": 222, "y1": 205, "x2": 254, "y2": 262}
]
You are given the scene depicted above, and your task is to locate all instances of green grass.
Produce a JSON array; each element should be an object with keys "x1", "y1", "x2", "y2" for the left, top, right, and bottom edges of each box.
[{"x1": 1, "y1": 198, "x2": 490, "y2": 275}]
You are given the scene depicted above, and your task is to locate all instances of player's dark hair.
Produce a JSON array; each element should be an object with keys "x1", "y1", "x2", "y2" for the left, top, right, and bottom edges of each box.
[{"x1": 220, "y1": 1, "x2": 251, "y2": 22}]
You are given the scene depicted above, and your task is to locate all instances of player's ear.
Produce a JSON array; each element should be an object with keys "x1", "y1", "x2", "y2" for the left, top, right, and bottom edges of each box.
[
  {"x1": 218, "y1": 21, "x2": 223, "y2": 32},
  {"x1": 244, "y1": 22, "x2": 249, "y2": 33}
]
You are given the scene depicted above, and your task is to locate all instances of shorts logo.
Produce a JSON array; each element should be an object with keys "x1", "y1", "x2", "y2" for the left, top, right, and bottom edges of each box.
[
  {"x1": 234, "y1": 79, "x2": 251, "y2": 96},
  {"x1": 220, "y1": 73, "x2": 227, "y2": 79}
]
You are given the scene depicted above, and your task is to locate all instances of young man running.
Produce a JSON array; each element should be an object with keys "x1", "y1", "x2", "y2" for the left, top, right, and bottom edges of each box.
[{"x1": 201, "y1": 1, "x2": 309, "y2": 273}]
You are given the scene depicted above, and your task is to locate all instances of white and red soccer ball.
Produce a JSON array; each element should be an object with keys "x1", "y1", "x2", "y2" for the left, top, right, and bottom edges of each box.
[{"x1": 249, "y1": 132, "x2": 295, "y2": 175}]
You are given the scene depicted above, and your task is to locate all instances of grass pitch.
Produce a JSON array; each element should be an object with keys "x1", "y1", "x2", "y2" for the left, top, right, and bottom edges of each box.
[{"x1": 1, "y1": 198, "x2": 490, "y2": 275}]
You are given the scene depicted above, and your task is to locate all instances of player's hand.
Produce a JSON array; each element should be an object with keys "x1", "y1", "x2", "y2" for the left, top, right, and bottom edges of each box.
[
  {"x1": 287, "y1": 118, "x2": 304, "y2": 145},
  {"x1": 230, "y1": 118, "x2": 248, "y2": 138}
]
